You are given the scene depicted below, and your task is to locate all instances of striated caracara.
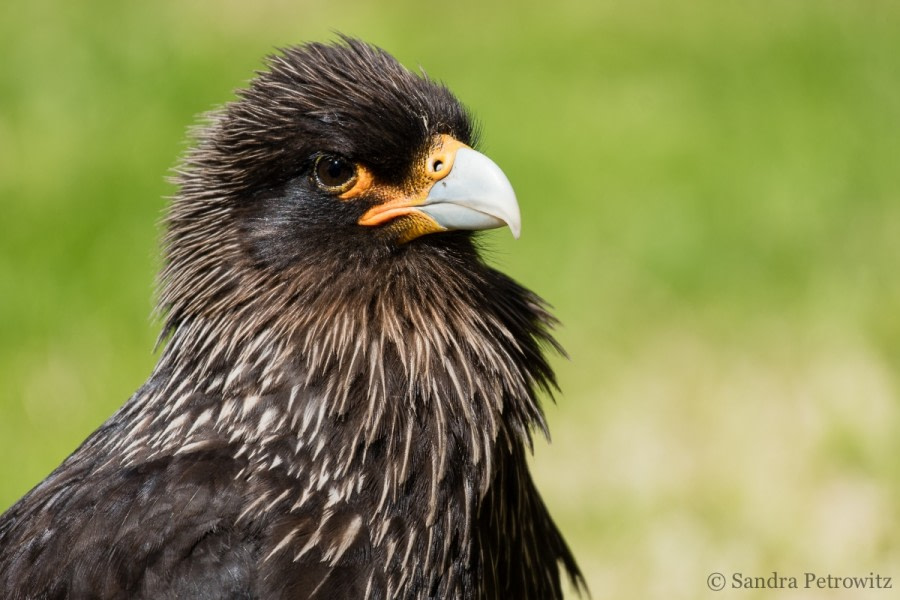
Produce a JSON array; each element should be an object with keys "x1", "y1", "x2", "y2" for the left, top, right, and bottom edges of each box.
[{"x1": 0, "y1": 38, "x2": 584, "y2": 599}]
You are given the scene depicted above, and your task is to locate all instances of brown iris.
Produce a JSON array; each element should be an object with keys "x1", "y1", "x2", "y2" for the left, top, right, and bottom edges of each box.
[{"x1": 313, "y1": 154, "x2": 358, "y2": 193}]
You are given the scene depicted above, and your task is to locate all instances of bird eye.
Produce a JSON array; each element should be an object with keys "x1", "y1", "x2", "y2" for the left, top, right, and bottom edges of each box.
[{"x1": 314, "y1": 155, "x2": 358, "y2": 193}]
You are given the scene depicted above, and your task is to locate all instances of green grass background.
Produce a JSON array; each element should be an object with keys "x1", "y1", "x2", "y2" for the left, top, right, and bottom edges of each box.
[{"x1": 2, "y1": 1, "x2": 899, "y2": 597}]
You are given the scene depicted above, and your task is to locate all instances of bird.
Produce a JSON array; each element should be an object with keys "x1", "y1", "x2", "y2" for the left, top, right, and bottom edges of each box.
[{"x1": 0, "y1": 38, "x2": 584, "y2": 599}]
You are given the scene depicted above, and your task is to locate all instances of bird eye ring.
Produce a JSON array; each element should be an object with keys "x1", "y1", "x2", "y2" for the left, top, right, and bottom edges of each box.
[{"x1": 313, "y1": 154, "x2": 358, "y2": 193}]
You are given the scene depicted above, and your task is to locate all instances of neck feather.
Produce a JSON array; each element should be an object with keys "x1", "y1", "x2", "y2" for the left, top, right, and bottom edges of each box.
[{"x1": 126, "y1": 239, "x2": 560, "y2": 494}]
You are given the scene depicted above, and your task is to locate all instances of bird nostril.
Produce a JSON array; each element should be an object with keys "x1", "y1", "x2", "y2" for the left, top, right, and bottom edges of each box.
[{"x1": 432, "y1": 159, "x2": 444, "y2": 173}]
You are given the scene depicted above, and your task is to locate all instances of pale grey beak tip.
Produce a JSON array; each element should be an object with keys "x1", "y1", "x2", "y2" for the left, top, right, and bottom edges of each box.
[{"x1": 420, "y1": 148, "x2": 522, "y2": 238}]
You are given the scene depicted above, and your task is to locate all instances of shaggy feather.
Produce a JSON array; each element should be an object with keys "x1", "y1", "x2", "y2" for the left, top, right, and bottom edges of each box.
[{"x1": 0, "y1": 37, "x2": 584, "y2": 599}]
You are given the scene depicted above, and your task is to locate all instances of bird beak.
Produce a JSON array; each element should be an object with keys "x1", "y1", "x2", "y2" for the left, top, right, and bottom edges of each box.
[
  {"x1": 357, "y1": 136, "x2": 521, "y2": 242},
  {"x1": 418, "y1": 147, "x2": 521, "y2": 239}
]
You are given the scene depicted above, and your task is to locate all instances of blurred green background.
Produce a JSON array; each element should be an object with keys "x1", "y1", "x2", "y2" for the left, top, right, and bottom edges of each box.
[{"x1": 2, "y1": 0, "x2": 899, "y2": 597}]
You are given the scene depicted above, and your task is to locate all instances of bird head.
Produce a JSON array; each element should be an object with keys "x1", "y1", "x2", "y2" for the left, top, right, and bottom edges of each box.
[{"x1": 160, "y1": 38, "x2": 522, "y2": 336}]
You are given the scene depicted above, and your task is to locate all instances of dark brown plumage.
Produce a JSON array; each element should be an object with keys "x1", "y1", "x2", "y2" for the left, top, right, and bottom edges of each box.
[{"x1": 0, "y1": 38, "x2": 584, "y2": 599}]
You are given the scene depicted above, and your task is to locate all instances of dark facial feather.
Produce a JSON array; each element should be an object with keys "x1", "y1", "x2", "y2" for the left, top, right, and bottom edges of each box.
[{"x1": 160, "y1": 38, "x2": 478, "y2": 336}]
